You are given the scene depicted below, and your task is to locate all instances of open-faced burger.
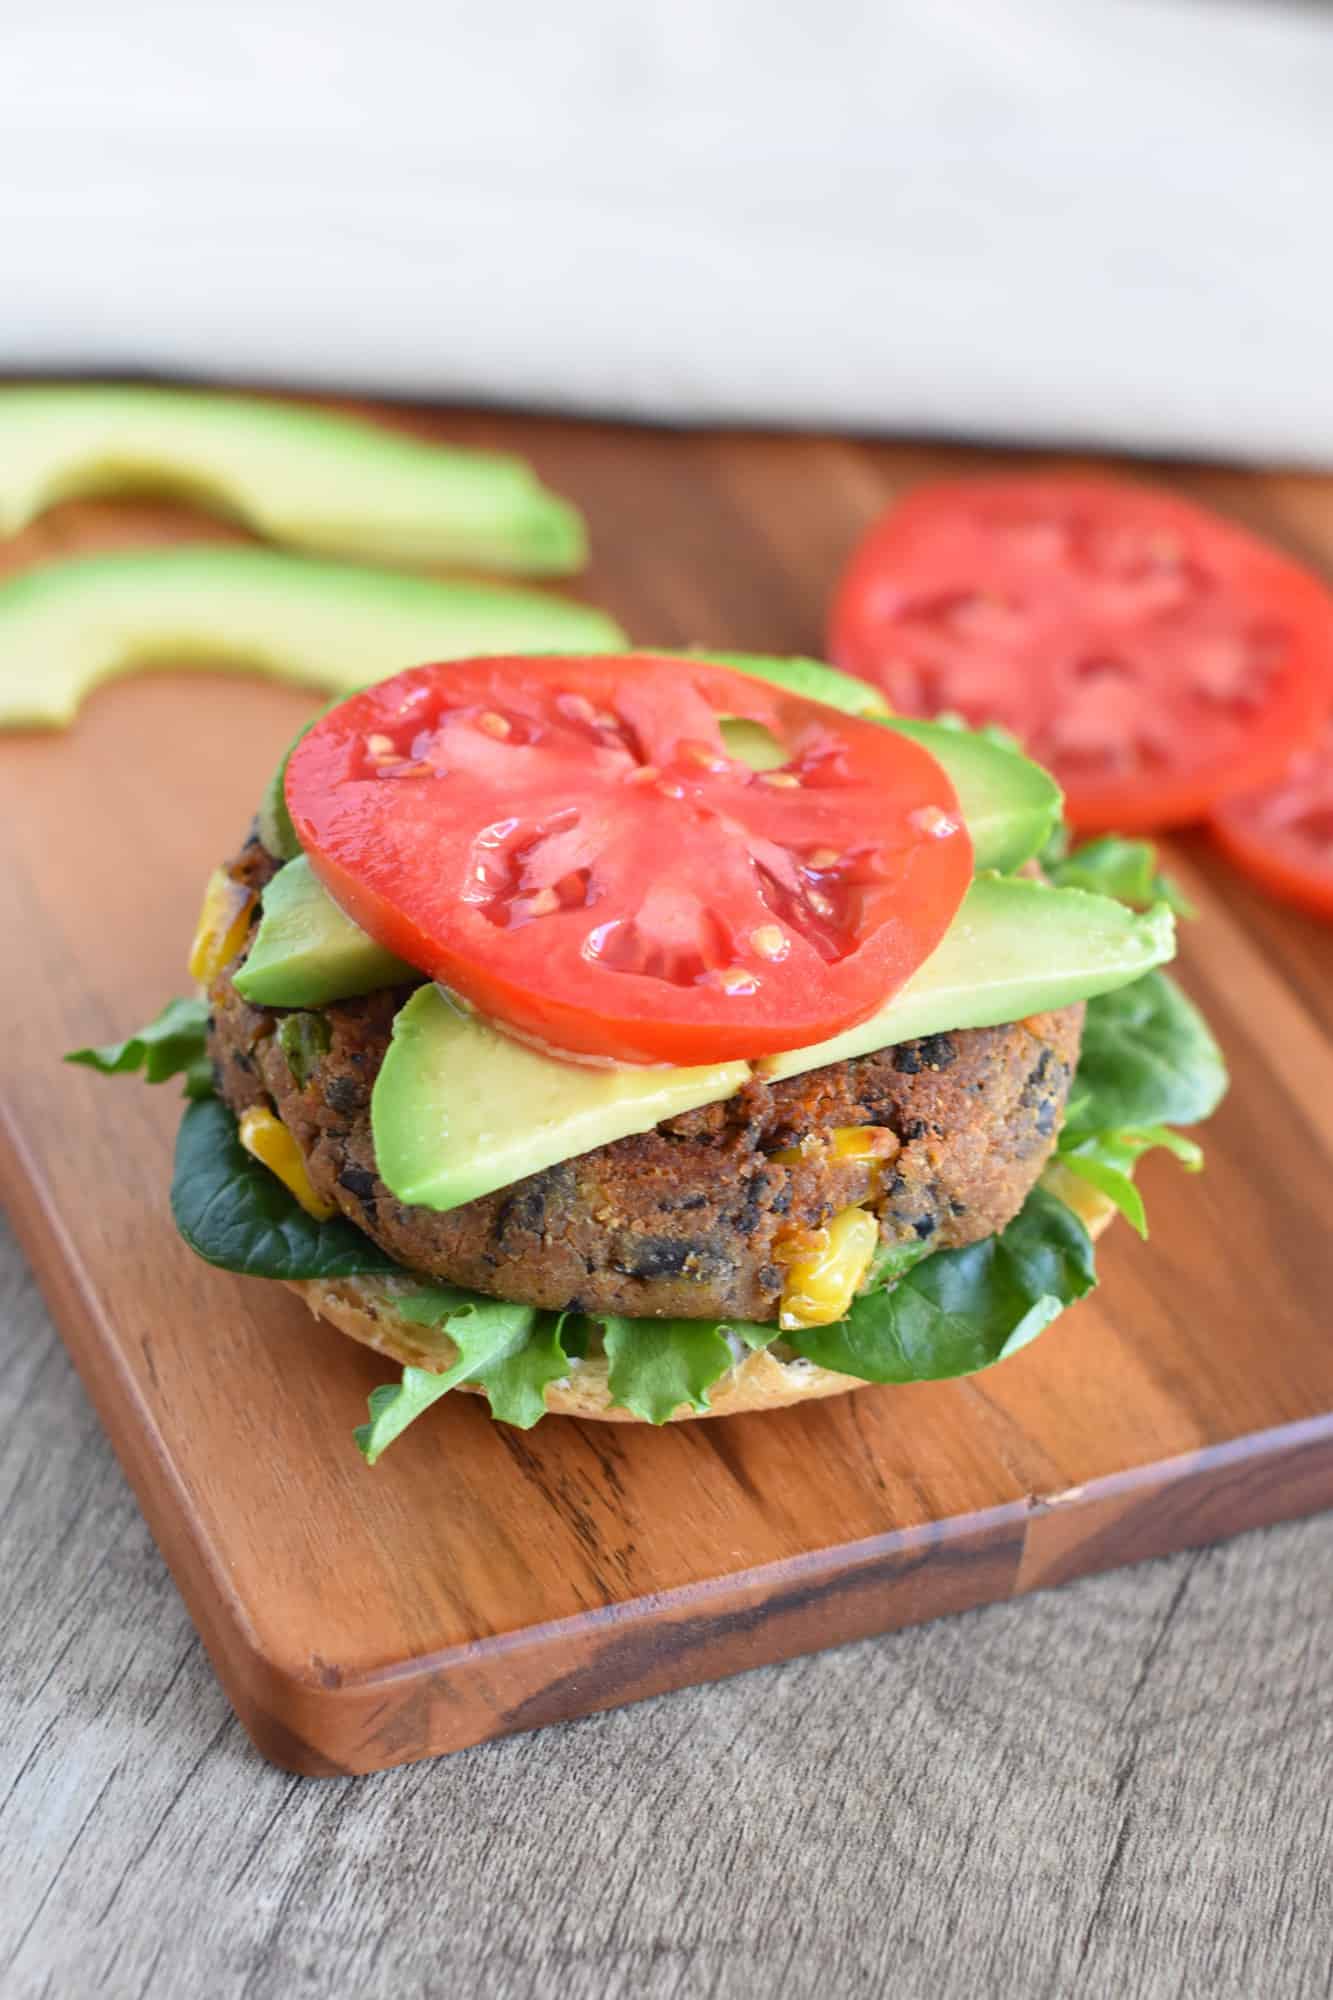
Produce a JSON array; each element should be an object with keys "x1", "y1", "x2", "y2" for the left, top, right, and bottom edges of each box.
[{"x1": 72, "y1": 651, "x2": 1228, "y2": 1457}]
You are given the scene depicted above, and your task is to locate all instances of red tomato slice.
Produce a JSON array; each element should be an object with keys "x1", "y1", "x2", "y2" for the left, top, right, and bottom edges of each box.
[
  {"x1": 285, "y1": 654, "x2": 972, "y2": 1064},
  {"x1": 1210, "y1": 718, "x2": 1333, "y2": 921},
  {"x1": 829, "y1": 476, "x2": 1332, "y2": 832}
]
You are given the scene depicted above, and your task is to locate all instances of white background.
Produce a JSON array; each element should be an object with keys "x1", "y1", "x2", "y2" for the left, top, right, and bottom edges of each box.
[{"x1": 4, "y1": 0, "x2": 1331, "y2": 461}]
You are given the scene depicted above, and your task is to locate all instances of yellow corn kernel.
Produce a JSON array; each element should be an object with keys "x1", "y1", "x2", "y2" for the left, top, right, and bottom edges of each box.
[
  {"x1": 771, "y1": 1126, "x2": 899, "y2": 1169},
  {"x1": 188, "y1": 868, "x2": 256, "y2": 983},
  {"x1": 778, "y1": 1205, "x2": 880, "y2": 1330},
  {"x1": 237, "y1": 1106, "x2": 336, "y2": 1221},
  {"x1": 831, "y1": 1126, "x2": 898, "y2": 1160}
]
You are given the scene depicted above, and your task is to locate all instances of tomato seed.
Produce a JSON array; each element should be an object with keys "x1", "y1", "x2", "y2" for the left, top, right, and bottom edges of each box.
[{"x1": 909, "y1": 806, "x2": 958, "y2": 838}]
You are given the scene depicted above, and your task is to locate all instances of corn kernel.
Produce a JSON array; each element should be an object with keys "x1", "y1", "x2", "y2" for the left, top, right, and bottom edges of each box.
[
  {"x1": 237, "y1": 1106, "x2": 337, "y2": 1221},
  {"x1": 778, "y1": 1206, "x2": 880, "y2": 1329},
  {"x1": 770, "y1": 1126, "x2": 898, "y2": 1172},
  {"x1": 831, "y1": 1126, "x2": 899, "y2": 1160},
  {"x1": 188, "y1": 868, "x2": 256, "y2": 983}
]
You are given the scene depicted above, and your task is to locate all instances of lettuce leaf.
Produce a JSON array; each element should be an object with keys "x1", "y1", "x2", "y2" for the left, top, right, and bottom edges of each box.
[
  {"x1": 66, "y1": 996, "x2": 213, "y2": 1099},
  {"x1": 171, "y1": 1096, "x2": 401, "y2": 1278},
  {"x1": 599, "y1": 1317, "x2": 748, "y2": 1424},
  {"x1": 1056, "y1": 1125, "x2": 1204, "y2": 1239},
  {"x1": 354, "y1": 1289, "x2": 541, "y2": 1462},
  {"x1": 474, "y1": 1314, "x2": 573, "y2": 1429}
]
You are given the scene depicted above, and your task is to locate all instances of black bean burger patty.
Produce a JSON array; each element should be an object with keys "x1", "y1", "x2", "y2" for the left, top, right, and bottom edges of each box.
[{"x1": 208, "y1": 837, "x2": 1083, "y2": 1322}]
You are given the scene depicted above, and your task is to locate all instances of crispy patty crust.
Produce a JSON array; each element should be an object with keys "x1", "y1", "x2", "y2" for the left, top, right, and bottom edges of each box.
[{"x1": 208, "y1": 838, "x2": 1083, "y2": 1321}]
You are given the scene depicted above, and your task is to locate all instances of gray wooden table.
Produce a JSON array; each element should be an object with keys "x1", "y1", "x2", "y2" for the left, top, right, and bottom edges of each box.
[{"x1": 2, "y1": 1214, "x2": 1329, "y2": 2000}]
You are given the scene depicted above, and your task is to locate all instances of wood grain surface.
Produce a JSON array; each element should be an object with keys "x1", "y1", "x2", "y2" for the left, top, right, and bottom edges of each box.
[
  {"x1": 4, "y1": 1223, "x2": 1329, "y2": 2000},
  {"x1": 1, "y1": 403, "x2": 1331, "y2": 1783}
]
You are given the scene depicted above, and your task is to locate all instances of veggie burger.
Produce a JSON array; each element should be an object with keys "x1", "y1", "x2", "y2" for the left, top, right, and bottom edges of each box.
[{"x1": 74, "y1": 650, "x2": 1227, "y2": 1458}]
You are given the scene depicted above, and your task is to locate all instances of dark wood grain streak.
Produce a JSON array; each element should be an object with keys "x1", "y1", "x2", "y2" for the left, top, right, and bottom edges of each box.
[{"x1": 1, "y1": 401, "x2": 1331, "y2": 1774}]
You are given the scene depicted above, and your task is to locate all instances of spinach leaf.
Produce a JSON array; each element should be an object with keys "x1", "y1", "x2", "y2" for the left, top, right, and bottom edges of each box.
[
  {"x1": 789, "y1": 1186, "x2": 1096, "y2": 1382},
  {"x1": 1048, "y1": 835, "x2": 1195, "y2": 918},
  {"x1": 1063, "y1": 971, "x2": 1228, "y2": 1140},
  {"x1": 170, "y1": 1097, "x2": 400, "y2": 1278}
]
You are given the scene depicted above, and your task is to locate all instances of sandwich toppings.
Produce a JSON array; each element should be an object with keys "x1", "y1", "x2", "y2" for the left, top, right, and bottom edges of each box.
[
  {"x1": 67, "y1": 647, "x2": 1228, "y2": 1449},
  {"x1": 284, "y1": 655, "x2": 973, "y2": 1064}
]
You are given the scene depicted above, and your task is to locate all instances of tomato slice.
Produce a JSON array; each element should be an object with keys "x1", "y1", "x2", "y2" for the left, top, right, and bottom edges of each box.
[
  {"x1": 285, "y1": 654, "x2": 972, "y2": 1064},
  {"x1": 829, "y1": 476, "x2": 1332, "y2": 832},
  {"x1": 1210, "y1": 718, "x2": 1333, "y2": 920}
]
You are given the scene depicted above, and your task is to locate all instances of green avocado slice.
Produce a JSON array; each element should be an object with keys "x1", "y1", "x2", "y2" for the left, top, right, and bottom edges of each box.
[
  {"x1": 233, "y1": 856, "x2": 418, "y2": 1007},
  {"x1": 759, "y1": 877, "x2": 1174, "y2": 1083},
  {"x1": 373, "y1": 989, "x2": 750, "y2": 1212},
  {"x1": 0, "y1": 547, "x2": 625, "y2": 729},
  {"x1": 653, "y1": 648, "x2": 893, "y2": 718},
  {"x1": 649, "y1": 650, "x2": 1061, "y2": 873},
  {"x1": 0, "y1": 385, "x2": 587, "y2": 573},
  {"x1": 877, "y1": 719, "x2": 1061, "y2": 875},
  {"x1": 369, "y1": 877, "x2": 1175, "y2": 1214}
]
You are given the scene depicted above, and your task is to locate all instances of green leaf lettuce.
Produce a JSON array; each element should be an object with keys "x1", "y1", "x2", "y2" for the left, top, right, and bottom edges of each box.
[{"x1": 66, "y1": 996, "x2": 213, "y2": 1099}]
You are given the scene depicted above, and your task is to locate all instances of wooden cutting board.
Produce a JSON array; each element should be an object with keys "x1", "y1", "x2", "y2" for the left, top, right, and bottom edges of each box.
[{"x1": 2, "y1": 402, "x2": 1331, "y2": 1776}]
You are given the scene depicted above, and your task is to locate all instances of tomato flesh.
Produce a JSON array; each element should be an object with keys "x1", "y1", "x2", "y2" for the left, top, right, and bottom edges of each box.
[
  {"x1": 829, "y1": 476, "x2": 1332, "y2": 832},
  {"x1": 1210, "y1": 718, "x2": 1333, "y2": 921},
  {"x1": 285, "y1": 655, "x2": 972, "y2": 1064}
]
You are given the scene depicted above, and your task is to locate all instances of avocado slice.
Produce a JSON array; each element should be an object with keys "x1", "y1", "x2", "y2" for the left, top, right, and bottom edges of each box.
[
  {"x1": 0, "y1": 385, "x2": 586, "y2": 573},
  {"x1": 0, "y1": 547, "x2": 625, "y2": 729},
  {"x1": 882, "y1": 719, "x2": 1061, "y2": 874},
  {"x1": 761, "y1": 876, "x2": 1174, "y2": 1083},
  {"x1": 658, "y1": 648, "x2": 893, "y2": 719},
  {"x1": 372, "y1": 988, "x2": 750, "y2": 1212},
  {"x1": 234, "y1": 856, "x2": 419, "y2": 1007},
  {"x1": 257, "y1": 715, "x2": 322, "y2": 862},
  {"x1": 369, "y1": 876, "x2": 1175, "y2": 1213},
  {"x1": 651, "y1": 651, "x2": 1061, "y2": 873}
]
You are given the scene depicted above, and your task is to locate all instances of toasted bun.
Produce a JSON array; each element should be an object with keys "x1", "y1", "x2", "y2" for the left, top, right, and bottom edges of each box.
[{"x1": 283, "y1": 1178, "x2": 1115, "y2": 1424}]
